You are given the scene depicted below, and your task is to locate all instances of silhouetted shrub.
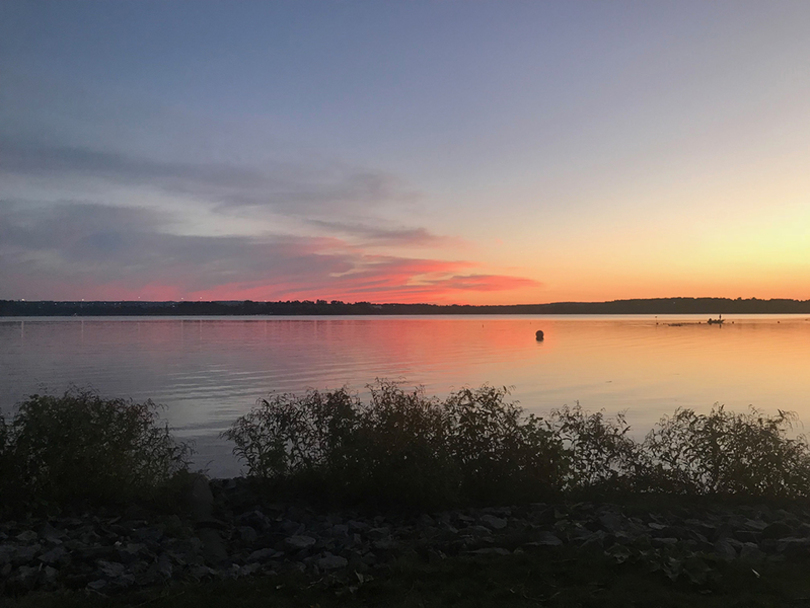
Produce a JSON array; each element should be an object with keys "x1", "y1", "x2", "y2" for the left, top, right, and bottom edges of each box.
[
  {"x1": 444, "y1": 386, "x2": 565, "y2": 503},
  {"x1": 0, "y1": 390, "x2": 192, "y2": 509},
  {"x1": 550, "y1": 403, "x2": 640, "y2": 494},
  {"x1": 640, "y1": 405, "x2": 810, "y2": 498},
  {"x1": 225, "y1": 383, "x2": 810, "y2": 507},
  {"x1": 224, "y1": 381, "x2": 565, "y2": 508}
]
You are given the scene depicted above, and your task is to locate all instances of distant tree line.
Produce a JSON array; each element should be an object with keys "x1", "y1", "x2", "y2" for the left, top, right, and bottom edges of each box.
[{"x1": 2, "y1": 297, "x2": 810, "y2": 317}]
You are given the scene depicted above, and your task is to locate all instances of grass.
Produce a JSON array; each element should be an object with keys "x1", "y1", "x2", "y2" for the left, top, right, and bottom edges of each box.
[{"x1": 7, "y1": 545, "x2": 810, "y2": 608}]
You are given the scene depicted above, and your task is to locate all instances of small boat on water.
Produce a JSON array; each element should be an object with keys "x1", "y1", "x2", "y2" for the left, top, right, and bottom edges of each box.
[{"x1": 707, "y1": 314, "x2": 724, "y2": 325}]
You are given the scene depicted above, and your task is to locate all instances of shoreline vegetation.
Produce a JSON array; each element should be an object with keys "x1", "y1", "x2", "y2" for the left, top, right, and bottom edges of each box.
[
  {"x1": 5, "y1": 385, "x2": 810, "y2": 605},
  {"x1": 4, "y1": 296, "x2": 810, "y2": 317}
]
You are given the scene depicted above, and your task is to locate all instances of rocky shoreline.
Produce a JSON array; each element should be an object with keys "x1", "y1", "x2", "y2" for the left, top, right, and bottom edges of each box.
[{"x1": 4, "y1": 476, "x2": 810, "y2": 596}]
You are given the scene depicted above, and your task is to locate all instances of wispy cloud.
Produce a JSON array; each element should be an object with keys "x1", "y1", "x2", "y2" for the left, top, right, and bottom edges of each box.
[
  {"x1": 0, "y1": 139, "x2": 415, "y2": 216},
  {"x1": 306, "y1": 219, "x2": 461, "y2": 248},
  {"x1": 0, "y1": 201, "x2": 539, "y2": 302}
]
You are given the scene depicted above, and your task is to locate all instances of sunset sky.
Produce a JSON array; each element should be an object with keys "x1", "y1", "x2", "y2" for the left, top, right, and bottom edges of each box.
[{"x1": 2, "y1": 1, "x2": 809, "y2": 305}]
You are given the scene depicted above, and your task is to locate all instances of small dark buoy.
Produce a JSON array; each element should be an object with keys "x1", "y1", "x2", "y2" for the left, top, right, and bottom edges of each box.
[{"x1": 535, "y1": 330, "x2": 544, "y2": 341}]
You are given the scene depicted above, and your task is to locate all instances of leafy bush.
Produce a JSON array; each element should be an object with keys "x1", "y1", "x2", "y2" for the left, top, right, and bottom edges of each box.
[
  {"x1": 641, "y1": 405, "x2": 810, "y2": 498},
  {"x1": 444, "y1": 386, "x2": 565, "y2": 503},
  {"x1": 224, "y1": 381, "x2": 565, "y2": 508},
  {"x1": 225, "y1": 382, "x2": 810, "y2": 507},
  {"x1": 550, "y1": 403, "x2": 640, "y2": 494},
  {"x1": 0, "y1": 389, "x2": 192, "y2": 508}
]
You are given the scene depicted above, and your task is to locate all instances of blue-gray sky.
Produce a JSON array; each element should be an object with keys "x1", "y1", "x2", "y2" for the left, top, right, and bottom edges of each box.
[{"x1": 2, "y1": 1, "x2": 809, "y2": 303}]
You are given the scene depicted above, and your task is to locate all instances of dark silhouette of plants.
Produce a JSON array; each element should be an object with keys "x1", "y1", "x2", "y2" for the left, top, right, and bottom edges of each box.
[
  {"x1": 225, "y1": 383, "x2": 810, "y2": 506},
  {"x1": 224, "y1": 381, "x2": 565, "y2": 508},
  {"x1": 550, "y1": 403, "x2": 640, "y2": 493},
  {"x1": 1, "y1": 389, "x2": 192, "y2": 508},
  {"x1": 641, "y1": 405, "x2": 810, "y2": 497}
]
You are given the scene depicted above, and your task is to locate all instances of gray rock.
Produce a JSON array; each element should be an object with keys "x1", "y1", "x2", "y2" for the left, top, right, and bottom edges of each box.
[
  {"x1": 198, "y1": 528, "x2": 228, "y2": 565},
  {"x1": 247, "y1": 547, "x2": 282, "y2": 563},
  {"x1": 762, "y1": 521, "x2": 793, "y2": 540},
  {"x1": 367, "y1": 527, "x2": 391, "y2": 540},
  {"x1": 285, "y1": 535, "x2": 317, "y2": 551},
  {"x1": 10, "y1": 565, "x2": 40, "y2": 590},
  {"x1": 12, "y1": 544, "x2": 41, "y2": 565},
  {"x1": 87, "y1": 579, "x2": 108, "y2": 592},
  {"x1": 373, "y1": 538, "x2": 399, "y2": 551},
  {"x1": 470, "y1": 547, "x2": 511, "y2": 556},
  {"x1": 714, "y1": 539, "x2": 738, "y2": 560},
  {"x1": 463, "y1": 525, "x2": 494, "y2": 537},
  {"x1": 317, "y1": 554, "x2": 348, "y2": 570},
  {"x1": 98, "y1": 559, "x2": 127, "y2": 578},
  {"x1": 157, "y1": 553, "x2": 173, "y2": 578},
  {"x1": 598, "y1": 512, "x2": 623, "y2": 532},
  {"x1": 480, "y1": 515, "x2": 507, "y2": 530},
  {"x1": 117, "y1": 542, "x2": 148, "y2": 564},
  {"x1": 740, "y1": 542, "x2": 764, "y2": 561},
  {"x1": 38, "y1": 546, "x2": 69, "y2": 565},
  {"x1": 237, "y1": 526, "x2": 258, "y2": 544},
  {"x1": 0, "y1": 544, "x2": 16, "y2": 565},
  {"x1": 528, "y1": 532, "x2": 563, "y2": 547},
  {"x1": 16, "y1": 531, "x2": 38, "y2": 543},
  {"x1": 43, "y1": 565, "x2": 59, "y2": 585}
]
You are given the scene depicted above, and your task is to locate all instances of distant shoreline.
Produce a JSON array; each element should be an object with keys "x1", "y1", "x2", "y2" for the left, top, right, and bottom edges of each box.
[{"x1": 3, "y1": 297, "x2": 810, "y2": 317}]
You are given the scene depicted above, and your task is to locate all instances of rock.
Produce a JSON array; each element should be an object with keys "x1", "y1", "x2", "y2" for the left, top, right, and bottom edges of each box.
[
  {"x1": 776, "y1": 537, "x2": 810, "y2": 557},
  {"x1": 480, "y1": 515, "x2": 507, "y2": 530},
  {"x1": 43, "y1": 565, "x2": 59, "y2": 585},
  {"x1": 98, "y1": 560, "x2": 127, "y2": 578},
  {"x1": 39, "y1": 523, "x2": 65, "y2": 544},
  {"x1": 367, "y1": 526, "x2": 391, "y2": 540},
  {"x1": 38, "y1": 546, "x2": 69, "y2": 566},
  {"x1": 373, "y1": 538, "x2": 399, "y2": 551},
  {"x1": 285, "y1": 535, "x2": 317, "y2": 551},
  {"x1": 247, "y1": 547, "x2": 282, "y2": 563},
  {"x1": 117, "y1": 542, "x2": 148, "y2": 564},
  {"x1": 762, "y1": 521, "x2": 793, "y2": 540},
  {"x1": 740, "y1": 542, "x2": 764, "y2": 561},
  {"x1": 529, "y1": 532, "x2": 563, "y2": 547},
  {"x1": 463, "y1": 525, "x2": 494, "y2": 537},
  {"x1": 10, "y1": 565, "x2": 41, "y2": 590},
  {"x1": 237, "y1": 526, "x2": 258, "y2": 544},
  {"x1": 598, "y1": 512, "x2": 623, "y2": 532},
  {"x1": 0, "y1": 544, "x2": 16, "y2": 565},
  {"x1": 156, "y1": 553, "x2": 173, "y2": 578},
  {"x1": 87, "y1": 579, "x2": 108, "y2": 592},
  {"x1": 714, "y1": 539, "x2": 738, "y2": 560},
  {"x1": 16, "y1": 531, "x2": 38, "y2": 543},
  {"x1": 12, "y1": 545, "x2": 41, "y2": 565},
  {"x1": 470, "y1": 547, "x2": 511, "y2": 556},
  {"x1": 198, "y1": 528, "x2": 228, "y2": 565},
  {"x1": 317, "y1": 554, "x2": 348, "y2": 570}
]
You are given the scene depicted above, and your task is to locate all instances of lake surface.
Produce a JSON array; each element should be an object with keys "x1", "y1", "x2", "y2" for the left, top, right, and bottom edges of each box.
[{"x1": 2, "y1": 314, "x2": 810, "y2": 476}]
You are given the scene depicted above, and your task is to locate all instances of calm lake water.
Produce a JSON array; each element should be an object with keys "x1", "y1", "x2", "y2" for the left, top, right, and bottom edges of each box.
[{"x1": 2, "y1": 314, "x2": 809, "y2": 476}]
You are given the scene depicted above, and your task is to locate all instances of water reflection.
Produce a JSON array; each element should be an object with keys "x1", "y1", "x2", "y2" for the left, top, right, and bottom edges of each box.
[{"x1": 2, "y1": 315, "x2": 809, "y2": 476}]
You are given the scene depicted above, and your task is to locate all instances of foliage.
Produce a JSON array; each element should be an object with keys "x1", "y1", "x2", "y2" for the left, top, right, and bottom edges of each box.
[
  {"x1": 223, "y1": 381, "x2": 565, "y2": 508},
  {"x1": 640, "y1": 405, "x2": 810, "y2": 497},
  {"x1": 225, "y1": 382, "x2": 810, "y2": 507},
  {"x1": 550, "y1": 403, "x2": 640, "y2": 494},
  {"x1": 0, "y1": 389, "x2": 192, "y2": 508},
  {"x1": 443, "y1": 386, "x2": 565, "y2": 503}
]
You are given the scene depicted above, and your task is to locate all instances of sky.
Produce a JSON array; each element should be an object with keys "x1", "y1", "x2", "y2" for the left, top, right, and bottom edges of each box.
[{"x1": 2, "y1": 1, "x2": 809, "y2": 305}]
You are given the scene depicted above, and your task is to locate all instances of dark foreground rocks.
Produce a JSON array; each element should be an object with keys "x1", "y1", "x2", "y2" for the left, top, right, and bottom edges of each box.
[{"x1": 4, "y1": 478, "x2": 810, "y2": 596}]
